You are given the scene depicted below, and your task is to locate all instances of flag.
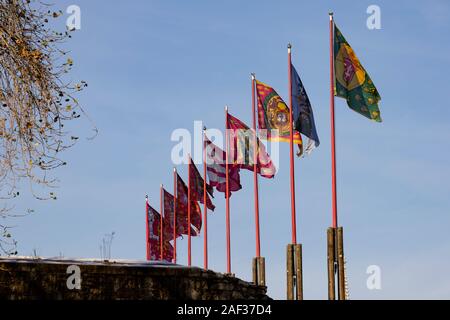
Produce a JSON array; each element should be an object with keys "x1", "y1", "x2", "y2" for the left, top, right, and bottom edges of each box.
[
  {"x1": 163, "y1": 188, "x2": 194, "y2": 237},
  {"x1": 176, "y1": 173, "x2": 202, "y2": 235},
  {"x1": 291, "y1": 64, "x2": 320, "y2": 154},
  {"x1": 147, "y1": 202, "x2": 175, "y2": 262},
  {"x1": 226, "y1": 112, "x2": 276, "y2": 178},
  {"x1": 334, "y1": 24, "x2": 382, "y2": 122},
  {"x1": 147, "y1": 203, "x2": 162, "y2": 260},
  {"x1": 162, "y1": 241, "x2": 174, "y2": 262},
  {"x1": 188, "y1": 156, "x2": 215, "y2": 211},
  {"x1": 204, "y1": 135, "x2": 242, "y2": 197},
  {"x1": 255, "y1": 80, "x2": 303, "y2": 149}
]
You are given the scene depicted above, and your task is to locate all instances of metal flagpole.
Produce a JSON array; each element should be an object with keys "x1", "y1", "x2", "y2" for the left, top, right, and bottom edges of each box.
[
  {"x1": 225, "y1": 105, "x2": 231, "y2": 274},
  {"x1": 203, "y1": 127, "x2": 208, "y2": 270},
  {"x1": 328, "y1": 12, "x2": 346, "y2": 301},
  {"x1": 329, "y1": 13, "x2": 338, "y2": 230},
  {"x1": 251, "y1": 73, "x2": 261, "y2": 258},
  {"x1": 188, "y1": 154, "x2": 192, "y2": 266},
  {"x1": 145, "y1": 195, "x2": 150, "y2": 260},
  {"x1": 287, "y1": 44, "x2": 303, "y2": 300},
  {"x1": 173, "y1": 168, "x2": 177, "y2": 264},
  {"x1": 327, "y1": 11, "x2": 337, "y2": 301},
  {"x1": 287, "y1": 43, "x2": 298, "y2": 246},
  {"x1": 160, "y1": 184, "x2": 164, "y2": 261},
  {"x1": 251, "y1": 73, "x2": 265, "y2": 286}
]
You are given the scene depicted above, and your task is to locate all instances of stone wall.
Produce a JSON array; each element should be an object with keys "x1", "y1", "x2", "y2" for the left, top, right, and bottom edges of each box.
[{"x1": 0, "y1": 257, "x2": 269, "y2": 300}]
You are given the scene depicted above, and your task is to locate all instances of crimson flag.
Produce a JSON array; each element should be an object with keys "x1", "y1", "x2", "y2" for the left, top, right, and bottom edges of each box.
[
  {"x1": 176, "y1": 173, "x2": 202, "y2": 235},
  {"x1": 188, "y1": 155, "x2": 215, "y2": 211},
  {"x1": 204, "y1": 135, "x2": 242, "y2": 197},
  {"x1": 226, "y1": 112, "x2": 276, "y2": 178},
  {"x1": 163, "y1": 188, "x2": 196, "y2": 237},
  {"x1": 146, "y1": 202, "x2": 173, "y2": 262}
]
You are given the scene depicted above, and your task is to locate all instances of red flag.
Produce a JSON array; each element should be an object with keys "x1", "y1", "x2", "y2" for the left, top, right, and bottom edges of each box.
[
  {"x1": 188, "y1": 155, "x2": 215, "y2": 211},
  {"x1": 204, "y1": 135, "x2": 242, "y2": 197},
  {"x1": 147, "y1": 202, "x2": 174, "y2": 262},
  {"x1": 146, "y1": 203, "x2": 163, "y2": 260},
  {"x1": 176, "y1": 173, "x2": 202, "y2": 235},
  {"x1": 226, "y1": 112, "x2": 276, "y2": 178},
  {"x1": 163, "y1": 188, "x2": 196, "y2": 237},
  {"x1": 162, "y1": 241, "x2": 174, "y2": 262}
]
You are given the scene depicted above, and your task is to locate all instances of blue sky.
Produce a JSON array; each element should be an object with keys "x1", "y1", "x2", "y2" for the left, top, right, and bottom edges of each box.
[{"x1": 7, "y1": 0, "x2": 450, "y2": 299}]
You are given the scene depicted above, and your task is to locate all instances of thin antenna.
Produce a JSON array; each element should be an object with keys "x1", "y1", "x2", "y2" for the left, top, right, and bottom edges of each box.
[{"x1": 100, "y1": 231, "x2": 115, "y2": 260}]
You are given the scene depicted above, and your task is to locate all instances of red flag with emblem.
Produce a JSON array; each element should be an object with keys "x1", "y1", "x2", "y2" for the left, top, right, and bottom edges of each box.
[
  {"x1": 204, "y1": 135, "x2": 242, "y2": 197},
  {"x1": 176, "y1": 173, "x2": 202, "y2": 235},
  {"x1": 226, "y1": 112, "x2": 276, "y2": 178},
  {"x1": 163, "y1": 188, "x2": 197, "y2": 237},
  {"x1": 146, "y1": 202, "x2": 173, "y2": 261},
  {"x1": 188, "y1": 155, "x2": 215, "y2": 211}
]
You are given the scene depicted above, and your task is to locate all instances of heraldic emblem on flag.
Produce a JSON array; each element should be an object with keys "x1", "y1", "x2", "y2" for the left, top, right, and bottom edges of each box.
[
  {"x1": 255, "y1": 80, "x2": 303, "y2": 145},
  {"x1": 334, "y1": 24, "x2": 382, "y2": 122}
]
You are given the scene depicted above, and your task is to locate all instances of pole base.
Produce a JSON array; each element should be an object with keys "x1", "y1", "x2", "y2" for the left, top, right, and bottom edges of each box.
[
  {"x1": 327, "y1": 227, "x2": 336, "y2": 300},
  {"x1": 327, "y1": 227, "x2": 346, "y2": 300},
  {"x1": 252, "y1": 257, "x2": 266, "y2": 286},
  {"x1": 337, "y1": 227, "x2": 346, "y2": 300},
  {"x1": 286, "y1": 244, "x2": 303, "y2": 300}
]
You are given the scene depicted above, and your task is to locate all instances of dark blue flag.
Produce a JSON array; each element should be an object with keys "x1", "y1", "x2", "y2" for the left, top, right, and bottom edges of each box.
[{"x1": 291, "y1": 64, "x2": 320, "y2": 155}]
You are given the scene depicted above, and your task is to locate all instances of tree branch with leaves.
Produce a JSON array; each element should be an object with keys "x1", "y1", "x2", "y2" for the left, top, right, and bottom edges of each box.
[{"x1": 0, "y1": 0, "x2": 93, "y2": 255}]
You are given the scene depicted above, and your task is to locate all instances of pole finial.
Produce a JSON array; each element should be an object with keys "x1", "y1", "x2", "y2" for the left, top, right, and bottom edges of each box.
[
  {"x1": 173, "y1": 167, "x2": 176, "y2": 173},
  {"x1": 251, "y1": 73, "x2": 256, "y2": 80},
  {"x1": 145, "y1": 194, "x2": 148, "y2": 199},
  {"x1": 225, "y1": 105, "x2": 228, "y2": 112},
  {"x1": 329, "y1": 12, "x2": 334, "y2": 20},
  {"x1": 203, "y1": 125, "x2": 207, "y2": 131}
]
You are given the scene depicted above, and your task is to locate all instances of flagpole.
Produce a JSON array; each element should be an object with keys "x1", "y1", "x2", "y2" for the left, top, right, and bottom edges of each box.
[
  {"x1": 328, "y1": 11, "x2": 346, "y2": 301},
  {"x1": 173, "y1": 168, "x2": 177, "y2": 264},
  {"x1": 225, "y1": 105, "x2": 231, "y2": 274},
  {"x1": 251, "y1": 73, "x2": 261, "y2": 258},
  {"x1": 160, "y1": 184, "x2": 164, "y2": 261},
  {"x1": 252, "y1": 74, "x2": 266, "y2": 286},
  {"x1": 203, "y1": 127, "x2": 208, "y2": 270},
  {"x1": 287, "y1": 43, "x2": 304, "y2": 300},
  {"x1": 287, "y1": 44, "x2": 298, "y2": 245},
  {"x1": 188, "y1": 154, "x2": 192, "y2": 266},
  {"x1": 145, "y1": 195, "x2": 150, "y2": 260},
  {"x1": 329, "y1": 13, "x2": 338, "y2": 229}
]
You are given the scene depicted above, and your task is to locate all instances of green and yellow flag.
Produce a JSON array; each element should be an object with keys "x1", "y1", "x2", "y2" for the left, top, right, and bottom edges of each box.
[{"x1": 334, "y1": 24, "x2": 382, "y2": 122}]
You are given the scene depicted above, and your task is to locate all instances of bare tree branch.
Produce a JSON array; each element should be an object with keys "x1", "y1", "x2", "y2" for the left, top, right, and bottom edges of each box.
[{"x1": 0, "y1": 0, "x2": 92, "y2": 254}]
